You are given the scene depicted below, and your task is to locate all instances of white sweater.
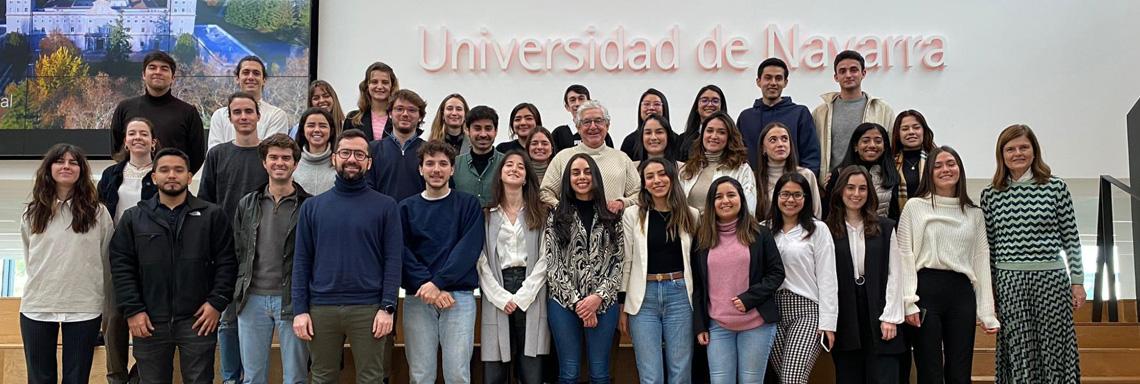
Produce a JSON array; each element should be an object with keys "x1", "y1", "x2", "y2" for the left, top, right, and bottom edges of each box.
[
  {"x1": 20, "y1": 202, "x2": 114, "y2": 315},
  {"x1": 897, "y1": 195, "x2": 999, "y2": 329}
]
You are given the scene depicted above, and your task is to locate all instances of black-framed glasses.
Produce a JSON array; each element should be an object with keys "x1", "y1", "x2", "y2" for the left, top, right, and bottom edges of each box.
[{"x1": 335, "y1": 149, "x2": 368, "y2": 161}]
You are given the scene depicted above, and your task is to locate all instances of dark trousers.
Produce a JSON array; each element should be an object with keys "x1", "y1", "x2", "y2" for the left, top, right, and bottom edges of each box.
[
  {"x1": 132, "y1": 317, "x2": 218, "y2": 384},
  {"x1": 484, "y1": 267, "x2": 543, "y2": 384},
  {"x1": 103, "y1": 263, "x2": 135, "y2": 384},
  {"x1": 832, "y1": 283, "x2": 901, "y2": 384},
  {"x1": 20, "y1": 314, "x2": 102, "y2": 384},
  {"x1": 913, "y1": 269, "x2": 976, "y2": 384}
]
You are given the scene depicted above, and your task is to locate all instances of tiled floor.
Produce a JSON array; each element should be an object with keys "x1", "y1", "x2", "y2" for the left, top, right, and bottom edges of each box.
[{"x1": 0, "y1": 160, "x2": 1132, "y2": 299}]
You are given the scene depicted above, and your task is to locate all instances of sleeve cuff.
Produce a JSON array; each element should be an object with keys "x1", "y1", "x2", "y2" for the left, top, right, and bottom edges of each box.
[
  {"x1": 1070, "y1": 273, "x2": 1084, "y2": 285},
  {"x1": 818, "y1": 313, "x2": 838, "y2": 332},
  {"x1": 905, "y1": 302, "x2": 920, "y2": 316}
]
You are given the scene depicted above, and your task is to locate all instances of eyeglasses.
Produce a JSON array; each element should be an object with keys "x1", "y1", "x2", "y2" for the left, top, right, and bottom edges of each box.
[
  {"x1": 698, "y1": 98, "x2": 721, "y2": 106},
  {"x1": 335, "y1": 149, "x2": 369, "y2": 161},
  {"x1": 640, "y1": 102, "x2": 663, "y2": 109},
  {"x1": 579, "y1": 118, "x2": 609, "y2": 127},
  {"x1": 778, "y1": 191, "x2": 805, "y2": 201}
]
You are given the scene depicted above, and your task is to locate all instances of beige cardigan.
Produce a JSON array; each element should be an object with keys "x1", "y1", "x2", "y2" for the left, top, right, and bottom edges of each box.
[
  {"x1": 811, "y1": 91, "x2": 896, "y2": 176},
  {"x1": 620, "y1": 206, "x2": 699, "y2": 315}
]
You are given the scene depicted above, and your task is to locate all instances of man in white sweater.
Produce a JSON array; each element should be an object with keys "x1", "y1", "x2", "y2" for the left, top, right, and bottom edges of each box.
[
  {"x1": 539, "y1": 100, "x2": 639, "y2": 212},
  {"x1": 207, "y1": 56, "x2": 291, "y2": 150}
]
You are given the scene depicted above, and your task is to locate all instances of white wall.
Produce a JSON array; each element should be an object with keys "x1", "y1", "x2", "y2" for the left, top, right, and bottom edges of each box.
[{"x1": 318, "y1": 0, "x2": 1139, "y2": 179}]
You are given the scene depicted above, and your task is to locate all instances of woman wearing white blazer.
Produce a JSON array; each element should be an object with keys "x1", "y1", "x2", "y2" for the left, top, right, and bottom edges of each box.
[
  {"x1": 680, "y1": 112, "x2": 757, "y2": 215},
  {"x1": 477, "y1": 150, "x2": 552, "y2": 384},
  {"x1": 620, "y1": 158, "x2": 701, "y2": 384}
]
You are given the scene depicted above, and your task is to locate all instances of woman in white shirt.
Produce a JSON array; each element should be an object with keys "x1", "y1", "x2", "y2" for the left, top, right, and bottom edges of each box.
[
  {"x1": 897, "y1": 146, "x2": 999, "y2": 384},
  {"x1": 22, "y1": 143, "x2": 114, "y2": 384},
  {"x1": 824, "y1": 165, "x2": 906, "y2": 384},
  {"x1": 680, "y1": 111, "x2": 757, "y2": 215},
  {"x1": 476, "y1": 150, "x2": 552, "y2": 384},
  {"x1": 764, "y1": 172, "x2": 838, "y2": 384}
]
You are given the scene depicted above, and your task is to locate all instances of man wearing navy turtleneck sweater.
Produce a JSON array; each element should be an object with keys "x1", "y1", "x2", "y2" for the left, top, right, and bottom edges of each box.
[
  {"x1": 399, "y1": 140, "x2": 484, "y2": 384},
  {"x1": 291, "y1": 129, "x2": 402, "y2": 383},
  {"x1": 110, "y1": 51, "x2": 206, "y2": 174}
]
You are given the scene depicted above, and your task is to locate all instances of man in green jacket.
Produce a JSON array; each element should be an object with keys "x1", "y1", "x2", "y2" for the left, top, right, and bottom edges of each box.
[{"x1": 453, "y1": 105, "x2": 504, "y2": 206}]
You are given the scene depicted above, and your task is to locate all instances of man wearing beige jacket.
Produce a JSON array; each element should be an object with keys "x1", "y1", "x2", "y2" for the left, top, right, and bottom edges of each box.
[{"x1": 812, "y1": 50, "x2": 895, "y2": 177}]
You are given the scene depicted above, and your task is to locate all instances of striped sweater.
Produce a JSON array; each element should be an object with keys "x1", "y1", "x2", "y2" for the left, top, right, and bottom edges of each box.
[{"x1": 981, "y1": 176, "x2": 1083, "y2": 284}]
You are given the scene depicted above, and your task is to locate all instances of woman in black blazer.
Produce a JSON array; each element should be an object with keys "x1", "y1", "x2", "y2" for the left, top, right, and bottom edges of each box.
[
  {"x1": 824, "y1": 165, "x2": 906, "y2": 384},
  {"x1": 691, "y1": 176, "x2": 785, "y2": 383},
  {"x1": 343, "y1": 61, "x2": 399, "y2": 141}
]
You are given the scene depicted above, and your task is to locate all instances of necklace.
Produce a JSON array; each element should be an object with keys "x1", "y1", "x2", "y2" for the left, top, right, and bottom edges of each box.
[
  {"x1": 903, "y1": 157, "x2": 919, "y2": 171},
  {"x1": 129, "y1": 160, "x2": 153, "y2": 169}
]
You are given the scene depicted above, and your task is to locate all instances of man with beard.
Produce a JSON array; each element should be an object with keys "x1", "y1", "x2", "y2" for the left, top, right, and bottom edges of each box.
[
  {"x1": 207, "y1": 56, "x2": 292, "y2": 151},
  {"x1": 453, "y1": 105, "x2": 504, "y2": 205},
  {"x1": 292, "y1": 129, "x2": 403, "y2": 383},
  {"x1": 110, "y1": 51, "x2": 206, "y2": 174},
  {"x1": 109, "y1": 148, "x2": 237, "y2": 384},
  {"x1": 539, "y1": 100, "x2": 639, "y2": 212},
  {"x1": 737, "y1": 57, "x2": 821, "y2": 175},
  {"x1": 399, "y1": 140, "x2": 484, "y2": 384},
  {"x1": 367, "y1": 89, "x2": 428, "y2": 201}
]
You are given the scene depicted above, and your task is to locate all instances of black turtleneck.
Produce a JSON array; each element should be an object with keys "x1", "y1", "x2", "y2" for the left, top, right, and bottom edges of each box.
[
  {"x1": 445, "y1": 133, "x2": 465, "y2": 152},
  {"x1": 471, "y1": 150, "x2": 494, "y2": 174},
  {"x1": 110, "y1": 90, "x2": 206, "y2": 173},
  {"x1": 901, "y1": 150, "x2": 922, "y2": 196},
  {"x1": 571, "y1": 196, "x2": 596, "y2": 234}
]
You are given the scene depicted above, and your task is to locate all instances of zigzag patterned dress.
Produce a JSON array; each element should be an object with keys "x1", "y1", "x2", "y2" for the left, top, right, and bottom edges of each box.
[{"x1": 981, "y1": 176, "x2": 1082, "y2": 384}]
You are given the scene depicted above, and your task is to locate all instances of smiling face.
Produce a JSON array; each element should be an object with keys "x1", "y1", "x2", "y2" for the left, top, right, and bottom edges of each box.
[
  {"x1": 512, "y1": 108, "x2": 536, "y2": 140},
  {"x1": 757, "y1": 65, "x2": 787, "y2": 101},
  {"x1": 641, "y1": 119, "x2": 668, "y2": 157},
  {"x1": 697, "y1": 89, "x2": 721, "y2": 120},
  {"x1": 569, "y1": 157, "x2": 594, "y2": 200},
  {"x1": 310, "y1": 85, "x2": 334, "y2": 111},
  {"x1": 577, "y1": 107, "x2": 609, "y2": 149},
  {"x1": 639, "y1": 94, "x2": 663, "y2": 121},
  {"x1": 332, "y1": 137, "x2": 371, "y2": 181},
  {"x1": 1002, "y1": 135, "x2": 1034, "y2": 178},
  {"x1": 931, "y1": 151, "x2": 960, "y2": 196},
  {"x1": 51, "y1": 152, "x2": 80, "y2": 189},
  {"x1": 528, "y1": 133, "x2": 553, "y2": 163},
  {"x1": 367, "y1": 70, "x2": 393, "y2": 104},
  {"x1": 898, "y1": 116, "x2": 925, "y2": 150},
  {"x1": 262, "y1": 146, "x2": 297, "y2": 183},
  {"x1": 500, "y1": 153, "x2": 527, "y2": 189},
  {"x1": 236, "y1": 60, "x2": 265, "y2": 96},
  {"x1": 228, "y1": 97, "x2": 260, "y2": 135},
  {"x1": 777, "y1": 181, "x2": 806, "y2": 218},
  {"x1": 466, "y1": 118, "x2": 497, "y2": 154},
  {"x1": 303, "y1": 114, "x2": 331, "y2": 150},
  {"x1": 124, "y1": 120, "x2": 155, "y2": 157},
  {"x1": 391, "y1": 98, "x2": 421, "y2": 134},
  {"x1": 642, "y1": 162, "x2": 671, "y2": 201},
  {"x1": 419, "y1": 152, "x2": 454, "y2": 190},
  {"x1": 713, "y1": 182, "x2": 741, "y2": 223},
  {"x1": 565, "y1": 90, "x2": 588, "y2": 116},
  {"x1": 143, "y1": 60, "x2": 174, "y2": 94},
  {"x1": 443, "y1": 97, "x2": 466, "y2": 128},
  {"x1": 762, "y1": 126, "x2": 791, "y2": 162},
  {"x1": 834, "y1": 58, "x2": 865, "y2": 92},
  {"x1": 703, "y1": 118, "x2": 729, "y2": 153},
  {"x1": 856, "y1": 129, "x2": 885, "y2": 162},
  {"x1": 842, "y1": 173, "x2": 869, "y2": 211},
  {"x1": 152, "y1": 155, "x2": 192, "y2": 197}
]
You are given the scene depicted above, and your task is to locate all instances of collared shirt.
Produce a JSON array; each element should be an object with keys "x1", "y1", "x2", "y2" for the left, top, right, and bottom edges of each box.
[
  {"x1": 845, "y1": 221, "x2": 866, "y2": 277},
  {"x1": 774, "y1": 221, "x2": 840, "y2": 331},
  {"x1": 495, "y1": 207, "x2": 528, "y2": 269}
]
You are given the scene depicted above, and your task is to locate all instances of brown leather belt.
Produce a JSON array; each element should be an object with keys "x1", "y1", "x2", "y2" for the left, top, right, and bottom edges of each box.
[{"x1": 647, "y1": 271, "x2": 684, "y2": 282}]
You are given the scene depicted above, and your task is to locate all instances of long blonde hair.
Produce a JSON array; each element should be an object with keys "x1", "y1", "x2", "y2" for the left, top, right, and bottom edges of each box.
[{"x1": 429, "y1": 93, "x2": 468, "y2": 142}]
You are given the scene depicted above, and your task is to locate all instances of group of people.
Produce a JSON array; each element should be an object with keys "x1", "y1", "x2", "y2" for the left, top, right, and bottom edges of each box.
[{"x1": 19, "y1": 48, "x2": 1085, "y2": 384}]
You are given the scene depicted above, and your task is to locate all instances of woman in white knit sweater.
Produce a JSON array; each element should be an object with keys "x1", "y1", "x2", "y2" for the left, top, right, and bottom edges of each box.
[{"x1": 897, "y1": 146, "x2": 999, "y2": 384}]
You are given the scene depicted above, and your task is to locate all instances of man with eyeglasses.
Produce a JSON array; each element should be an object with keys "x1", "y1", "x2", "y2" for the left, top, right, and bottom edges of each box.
[
  {"x1": 738, "y1": 57, "x2": 822, "y2": 176},
  {"x1": 539, "y1": 100, "x2": 639, "y2": 212},
  {"x1": 292, "y1": 129, "x2": 403, "y2": 383},
  {"x1": 367, "y1": 89, "x2": 428, "y2": 201}
]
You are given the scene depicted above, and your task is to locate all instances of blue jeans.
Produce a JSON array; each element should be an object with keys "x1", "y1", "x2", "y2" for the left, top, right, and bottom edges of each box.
[
  {"x1": 706, "y1": 322, "x2": 776, "y2": 384},
  {"x1": 402, "y1": 290, "x2": 477, "y2": 384},
  {"x1": 219, "y1": 308, "x2": 242, "y2": 383},
  {"x1": 547, "y1": 299, "x2": 619, "y2": 384},
  {"x1": 237, "y1": 294, "x2": 310, "y2": 384},
  {"x1": 629, "y1": 280, "x2": 693, "y2": 384}
]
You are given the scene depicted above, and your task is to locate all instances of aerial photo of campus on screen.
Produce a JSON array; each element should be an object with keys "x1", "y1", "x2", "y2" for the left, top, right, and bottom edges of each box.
[{"x1": 0, "y1": 0, "x2": 312, "y2": 130}]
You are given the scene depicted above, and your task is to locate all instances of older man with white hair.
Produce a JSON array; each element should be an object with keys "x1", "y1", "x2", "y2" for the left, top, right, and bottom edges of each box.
[{"x1": 539, "y1": 100, "x2": 639, "y2": 212}]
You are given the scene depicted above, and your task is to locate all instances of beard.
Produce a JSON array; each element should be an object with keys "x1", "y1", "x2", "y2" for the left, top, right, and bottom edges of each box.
[
  {"x1": 336, "y1": 167, "x2": 364, "y2": 182},
  {"x1": 158, "y1": 183, "x2": 187, "y2": 196}
]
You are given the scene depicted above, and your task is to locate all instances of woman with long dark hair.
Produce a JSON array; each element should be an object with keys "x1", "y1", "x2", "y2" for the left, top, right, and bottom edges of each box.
[
  {"x1": 619, "y1": 158, "x2": 699, "y2": 383},
  {"x1": 824, "y1": 166, "x2": 906, "y2": 384},
  {"x1": 343, "y1": 61, "x2": 399, "y2": 141},
  {"x1": 293, "y1": 107, "x2": 339, "y2": 194},
  {"x1": 526, "y1": 127, "x2": 556, "y2": 182},
  {"x1": 679, "y1": 85, "x2": 728, "y2": 160},
  {"x1": 478, "y1": 150, "x2": 552, "y2": 383},
  {"x1": 22, "y1": 143, "x2": 114, "y2": 384},
  {"x1": 621, "y1": 88, "x2": 672, "y2": 159},
  {"x1": 429, "y1": 93, "x2": 471, "y2": 154},
  {"x1": 754, "y1": 122, "x2": 820, "y2": 218},
  {"x1": 630, "y1": 114, "x2": 681, "y2": 164},
  {"x1": 981, "y1": 125, "x2": 1081, "y2": 383},
  {"x1": 898, "y1": 146, "x2": 998, "y2": 383},
  {"x1": 680, "y1": 112, "x2": 757, "y2": 215},
  {"x1": 544, "y1": 153, "x2": 625, "y2": 383},
  {"x1": 823, "y1": 123, "x2": 900, "y2": 221},
  {"x1": 891, "y1": 110, "x2": 935, "y2": 212},
  {"x1": 692, "y1": 176, "x2": 784, "y2": 384},
  {"x1": 499, "y1": 103, "x2": 543, "y2": 153},
  {"x1": 766, "y1": 172, "x2": 838, "y2": 384}
]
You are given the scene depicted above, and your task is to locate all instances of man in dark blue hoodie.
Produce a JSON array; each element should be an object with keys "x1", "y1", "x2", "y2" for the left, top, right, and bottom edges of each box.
[
  {"x1": 399, "y1": 140, "x2": 485, "y2": 384},
  {"x1": 736, "y1": 57, "x2": 822, "y2": 176},
  {"x1": 291, "y1": 129, "x2": 403, "y2": 383}
]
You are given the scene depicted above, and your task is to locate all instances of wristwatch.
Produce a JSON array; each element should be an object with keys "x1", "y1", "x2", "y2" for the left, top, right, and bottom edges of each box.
[{"x1": 383, "y1": 305, "x2": 396, "y2": 314}]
